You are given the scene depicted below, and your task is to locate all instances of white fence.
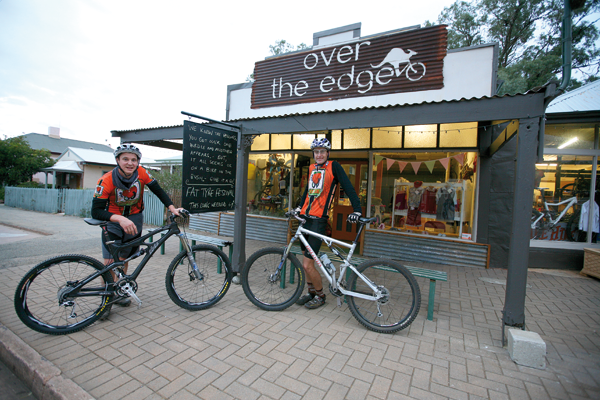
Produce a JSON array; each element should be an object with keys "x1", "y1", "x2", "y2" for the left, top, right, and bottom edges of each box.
[{"x1": 4, "y1": 187, "x2": 166, "y2": 224}]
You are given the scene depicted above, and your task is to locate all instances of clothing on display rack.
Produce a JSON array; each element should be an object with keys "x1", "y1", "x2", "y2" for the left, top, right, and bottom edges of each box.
[
  {"x1": 436, "y1": 185, "x2": 457, "y2": 222},
  {"x1": 406, "y1": 182, "x2": 425, "y2": 226},
  {"x1": 579, "y1": 199, "x2": 600, "y2": 233},
  {"x1": 421, "y1": 186, "x2": 438, "y2": 214}
]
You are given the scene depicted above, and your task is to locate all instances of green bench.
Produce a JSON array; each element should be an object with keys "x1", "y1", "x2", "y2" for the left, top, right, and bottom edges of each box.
[
  {"x1": 147, "y1": 229, "x2": 233, "y2": 272},
  {"x1": 288, "y1": 246, "x2": 447, "y2": 321}
]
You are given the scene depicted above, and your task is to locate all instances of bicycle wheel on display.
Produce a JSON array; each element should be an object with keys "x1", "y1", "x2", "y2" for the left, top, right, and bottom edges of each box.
[
  {"x1": 241, "y1": 247, "x2": 305, "y2": 311},
  {"x1": 405, "y1": 62, "x2": 426, "y2": 81},
  {"x1": 14, "y1": 255, "x2": 113, "y2": 335},
  {"x1": 346, "y1": 259, "x2": 421, "y2": 334},
  {"x1": 566, "y1": 210, "x2": 586, "y2": 242},
  {"x1": 165, "y1": 245, "x2": 232, "y2": 310}
]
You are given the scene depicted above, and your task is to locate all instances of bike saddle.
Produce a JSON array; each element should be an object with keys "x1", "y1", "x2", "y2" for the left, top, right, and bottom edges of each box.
[{"x1": 84, "y1": 218, "x2": 108, "y2": 226}]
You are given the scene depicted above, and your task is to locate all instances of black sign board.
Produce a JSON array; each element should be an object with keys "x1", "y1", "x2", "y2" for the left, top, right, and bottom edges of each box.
[{"x1": 182, "y1": 120, "x2": 237, "y2": 213}]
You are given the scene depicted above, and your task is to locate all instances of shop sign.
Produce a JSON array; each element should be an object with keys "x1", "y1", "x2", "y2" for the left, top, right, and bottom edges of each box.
[{"x1": 251, "y1": 25, "x2": 447, "y2": 109}]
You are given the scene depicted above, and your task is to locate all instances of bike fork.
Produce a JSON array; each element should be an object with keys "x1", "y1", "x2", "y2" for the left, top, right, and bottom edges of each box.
[{"x1": 178, "y1": 234, "x2": 204, "y2": 281}]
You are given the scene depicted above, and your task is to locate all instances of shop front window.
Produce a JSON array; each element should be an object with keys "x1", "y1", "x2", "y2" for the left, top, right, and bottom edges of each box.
[
  {"x1": 544, "y1": 124, "x2": 595, "y2": 150},
  {"x1": 370, "y1": 151, "x2": 477, "y2": 240},
  {"x1": 247, "y1": 153, "x2": 293, "y2": 218},
  {"x1": 533, "y1": 155, "x2": 595, "y2": 242}
]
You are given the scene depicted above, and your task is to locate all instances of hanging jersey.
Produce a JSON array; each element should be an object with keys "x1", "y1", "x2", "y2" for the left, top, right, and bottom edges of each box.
[{"x1": 94, "y1": 167, "x2": 155, "y2": 216}]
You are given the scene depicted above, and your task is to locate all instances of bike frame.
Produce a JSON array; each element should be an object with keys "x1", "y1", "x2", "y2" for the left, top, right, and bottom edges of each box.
[
  {"x1": 62, "y1": 217, "x2": 196, "y2": 303},
  {"x1": 531, "y1": 195, "x2": 578, "y2": 229},
  {"x1": 281, "y1": 215, "x2": 383, "y2": 302}
]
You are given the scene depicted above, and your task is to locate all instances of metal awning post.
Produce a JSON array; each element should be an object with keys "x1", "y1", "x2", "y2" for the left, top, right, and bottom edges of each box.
[
  {"x1": 232, "y1": 126, "x2": 250, "y2": 273},
  {"x1": 502, "y1": 117, "x2": 540, "y2": 343}
]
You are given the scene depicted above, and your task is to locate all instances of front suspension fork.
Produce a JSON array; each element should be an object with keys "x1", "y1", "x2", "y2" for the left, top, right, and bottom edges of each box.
[{"x1": 178, "y1": 233, "x2": 204, "y2": 280}]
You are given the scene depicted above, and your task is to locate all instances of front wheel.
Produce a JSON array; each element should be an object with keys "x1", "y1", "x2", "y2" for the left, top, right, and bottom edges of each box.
[
  {"x1": 241, "y1": 247, "x2": 305, "y2": 311},
  {"x1": 347, "y1": 259, "x2": 421, "y2": 334},
  {"x1": 165, "y1": 245, "x2": 232, "y2": 310},
  {"x1": 14, "y1": 255, "x2": 113, "y2": 335}
]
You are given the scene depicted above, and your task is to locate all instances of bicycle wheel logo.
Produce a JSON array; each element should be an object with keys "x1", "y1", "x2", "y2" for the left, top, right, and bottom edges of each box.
[{"x1": 370, "y1": 48, "x2": 426, "y2": 81}]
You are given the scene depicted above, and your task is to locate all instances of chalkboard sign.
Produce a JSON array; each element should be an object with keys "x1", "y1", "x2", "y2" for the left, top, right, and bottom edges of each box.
[{"x1": 182, "y1": 120, "x2": 237, "y2": 213}]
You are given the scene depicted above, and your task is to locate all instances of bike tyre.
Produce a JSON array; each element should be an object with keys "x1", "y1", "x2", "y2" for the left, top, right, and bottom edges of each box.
[
  {"x1": 406, "y1": 62, "x2": 426, "y2": 81},
  {"x1": 165, "y1": 245, "x2": 232, "y2": 310},
  {"x1": 241, "y1": 247, "x2": 305, "y2": 311},
  {"x1": 347, "y1": 259, "x2": 421, "y2": 334},
  {"x1": 566, "y1": 210, "x2": 585, "y2": 242},
  {"x1": 14, "y1": 254, "x2": 113, "y2": 335}
]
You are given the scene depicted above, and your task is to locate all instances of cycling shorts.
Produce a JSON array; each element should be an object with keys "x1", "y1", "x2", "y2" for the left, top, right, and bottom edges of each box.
[
  {"x1": 101, "y1": 213, "x2": 143, "y2": 260},
  {"x1": 299, "y1": 217, "x2": 328, "y2": 258}
]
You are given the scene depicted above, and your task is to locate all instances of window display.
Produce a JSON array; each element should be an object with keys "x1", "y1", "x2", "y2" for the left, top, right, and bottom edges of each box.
[
  {"x1": 247, "y1": 153, "x2": 292, "y2": 217},
  {"x1": 369, "y1": 151, "x2": 477, "y2": 240},
  {"x1": 532, "y1": 155, "x2": 596, "y2": 242}
]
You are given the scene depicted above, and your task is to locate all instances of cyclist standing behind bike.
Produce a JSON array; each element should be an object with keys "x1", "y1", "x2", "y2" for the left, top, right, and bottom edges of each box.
[
  {"x1": 92, "y1": 144, "x2": 182, "y2": 309},
  {"x1": 294, "y1": 138, "x2": 362, "y2": 309}
]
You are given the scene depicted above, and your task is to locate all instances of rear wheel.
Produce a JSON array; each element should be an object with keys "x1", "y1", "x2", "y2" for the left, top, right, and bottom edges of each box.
[
  {"x1": 347, "y1": 259, "x2": 421, "y2": 333},
  {"x1": 14, "y1": 255, "x2": 113, "y2": 335},
  {"x1": 241, "y1": 247, "x2": 305, "y2": 311},
  {"x1": 165, "y1": 245, "x2": 232, "y2": 310},
  {"x1": 566, "y1": 210, "x2": 585, "y2": 242}
]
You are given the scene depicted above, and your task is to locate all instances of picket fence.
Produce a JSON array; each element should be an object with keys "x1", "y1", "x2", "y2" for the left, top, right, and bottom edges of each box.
[{"x1": 4, "y1": 187, "x2": 167, "y2": 225}]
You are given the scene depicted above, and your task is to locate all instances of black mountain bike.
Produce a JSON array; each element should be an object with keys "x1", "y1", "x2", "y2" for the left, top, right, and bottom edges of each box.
[{"x1": 14, "y1": 210, "x2": 232, "y2": 335}]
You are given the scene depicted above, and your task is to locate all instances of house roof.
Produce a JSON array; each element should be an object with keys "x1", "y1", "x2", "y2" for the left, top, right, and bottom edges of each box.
[
  {"x1": 61, "y1": 147, "x2": 117, "y2": 165},
  {"x1": 547, "y1": 80, "x2": 600, "y2": 114},
  {"x1": 22, "y1": 133, "x2": 114, "y2": 155},
  {"x1": 42, "y1": 161, "x2": 83, "y2": 173},
  {"x1": 59, "y1": 147, "x2": 154, "y2": 166}
]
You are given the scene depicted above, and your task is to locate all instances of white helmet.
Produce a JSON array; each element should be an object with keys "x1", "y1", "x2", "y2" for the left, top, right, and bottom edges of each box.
[
  {"x1": 310, "y1": 138, "x2": 331, "y2": 150},
  {"x1": 114, "y1": 143, "x2": 142, "y2": 159}
]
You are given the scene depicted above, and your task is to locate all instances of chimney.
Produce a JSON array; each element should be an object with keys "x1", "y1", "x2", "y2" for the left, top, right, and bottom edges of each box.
[{"x1": 48, "y1": 126, "x2": 60, "y2": 139}]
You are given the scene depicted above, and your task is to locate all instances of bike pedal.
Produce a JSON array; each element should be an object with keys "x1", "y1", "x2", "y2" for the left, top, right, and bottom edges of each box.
[{"x1": 336, "y1": 298, "x2": 342, "y2": 307}]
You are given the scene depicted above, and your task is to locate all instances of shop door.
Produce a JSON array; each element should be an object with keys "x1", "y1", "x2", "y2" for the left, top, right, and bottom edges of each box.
[{"x1": 331, "y1": 162, "x2": 366, "y2": 242}]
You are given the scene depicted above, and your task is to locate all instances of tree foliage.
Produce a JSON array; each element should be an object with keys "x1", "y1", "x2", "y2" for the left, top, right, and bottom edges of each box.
[
  {"x1": 247, "y1": 39, "x2": 309, "y2": 82},
  {"x1": 428, "y1": 0, "x2": 600, "y2": 94},
  {"x1": 150, "y1": 167, "x2": 182, "y2": 192},
  {"x1": 0, "y1": 136, "x2": 54, "y2": 186},
  {"x1": 268, "y1": 39, "x2": 308, "y2": 56}
]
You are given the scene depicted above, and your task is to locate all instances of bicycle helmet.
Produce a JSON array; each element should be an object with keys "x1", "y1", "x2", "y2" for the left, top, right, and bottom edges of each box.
[
  {"x1": 114, "y1": 143, "x2": 142, "y2": 159},
  {"x1": 310, "y1": 138, "x2": 331, "y2": 150}
]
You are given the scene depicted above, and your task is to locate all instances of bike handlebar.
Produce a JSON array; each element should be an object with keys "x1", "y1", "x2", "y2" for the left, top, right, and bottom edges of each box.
[
  {"x1": 169, "y1": 208, "x2": 190, "y2": 223},
  {"x1": 285, "y1": 210, "x2": 377, "y2": 225}
]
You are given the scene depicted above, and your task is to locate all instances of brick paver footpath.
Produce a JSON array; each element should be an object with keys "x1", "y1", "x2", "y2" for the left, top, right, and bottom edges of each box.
[{"x1": 0, "y1": 204, "x2": 599, "y2": 399}]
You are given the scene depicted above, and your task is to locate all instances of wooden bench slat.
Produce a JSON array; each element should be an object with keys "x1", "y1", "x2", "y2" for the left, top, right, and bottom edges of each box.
[{"x1": 288, "y1": 245, "x2": 446, "y2": 321}]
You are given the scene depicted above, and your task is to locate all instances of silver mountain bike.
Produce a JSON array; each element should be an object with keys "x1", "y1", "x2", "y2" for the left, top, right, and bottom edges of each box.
[{"x1": 241, "y1": 211, "x2": 421, "y2": 334}]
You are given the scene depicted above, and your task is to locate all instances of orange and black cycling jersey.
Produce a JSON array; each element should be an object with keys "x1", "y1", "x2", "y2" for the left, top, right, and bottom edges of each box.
[
  {"x1": 298, "y1": 160, "x2": 361, "y2": 219},
  {"x1": 92, "y1": 166, "x2": 173, "y2": 220}
]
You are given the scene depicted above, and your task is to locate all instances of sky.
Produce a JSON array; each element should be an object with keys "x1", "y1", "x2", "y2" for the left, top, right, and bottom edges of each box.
[
  {"x1": 0, "y1": 0, "x2": 460, "y2": 159},
  {"x1": 2, "y1": 1, "x2": 599, "y2": 160}
]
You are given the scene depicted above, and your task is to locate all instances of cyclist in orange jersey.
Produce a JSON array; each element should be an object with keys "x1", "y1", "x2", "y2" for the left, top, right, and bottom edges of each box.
[
  {"x1": 294, "y1": 138, "x2": 362, "y2": 309},
  {"x1": 92, "y1": 144, "x2": 182, "y2": 314}
]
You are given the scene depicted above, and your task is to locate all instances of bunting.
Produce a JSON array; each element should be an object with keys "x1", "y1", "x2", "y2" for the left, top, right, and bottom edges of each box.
[
  {"x1": 410, "y1": 162, "x2": 421, "y2": 174},
  {"x1": 374, "y1": 153, "x2": 467, "y2": 174},
  {"x1": 424, "y1": 160, "x2": 436, "y2": 174},
  {"x1": 453, "y1": 153, "x2": 465, "y2": 165}
]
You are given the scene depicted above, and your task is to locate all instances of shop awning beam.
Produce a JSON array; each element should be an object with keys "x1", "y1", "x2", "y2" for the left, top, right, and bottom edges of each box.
[{"x1": 238, "y1": 93, "x2": 546, "y2": 136}]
